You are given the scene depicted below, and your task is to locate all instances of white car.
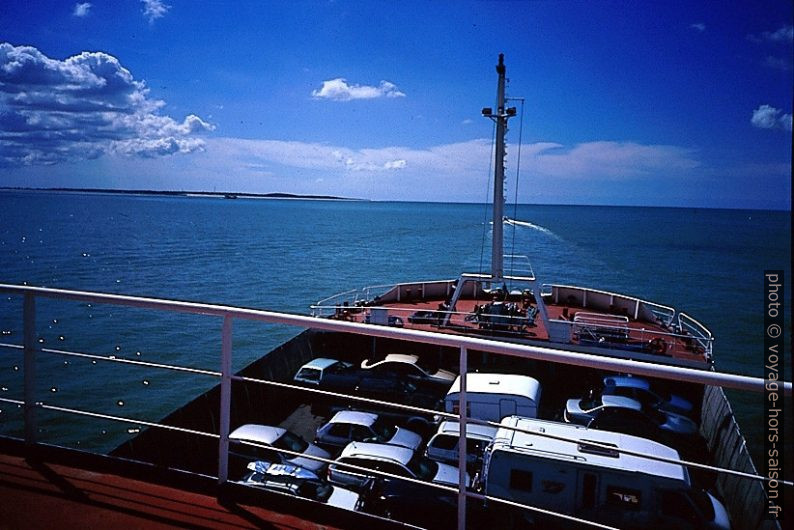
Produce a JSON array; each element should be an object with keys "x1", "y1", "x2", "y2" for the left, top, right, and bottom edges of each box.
[
  {"x1": 229, "y1": 424, "x2": 331, "y2": 475},
  {"x1": 360, "y1": 354, "x2": 456, "y2": 386},
  {"x1": 315, "y1": 410, "x2": 423, "y2": 452},
  {"x1": 293, "y1": 358, "x2": 352, "y2": 386},
  {"x1": 242, "y1": 461, "x2": 361, "y2": 511},
  {"x1": 328, "y1": 442, "x2": 469, "y2": 490}
]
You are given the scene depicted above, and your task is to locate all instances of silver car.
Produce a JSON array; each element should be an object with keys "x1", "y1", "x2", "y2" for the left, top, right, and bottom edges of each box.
[
  {"x1": 315, "y1": 410, "x2": 423, "y2": 452},
  {"x1": 328, "y1": 441, "x2": 469, "y2": 490},
  {"x1": 229, "y1": 424, "x2": 331, "y2": 475}
]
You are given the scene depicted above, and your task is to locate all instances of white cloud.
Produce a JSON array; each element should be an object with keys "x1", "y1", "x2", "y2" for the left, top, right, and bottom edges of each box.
[
  {"x1": 690, "y1": 23, "x2": 706, "y2": 32},
  {"x1": 0, "y1": 42, "x2": 213, "y2": 167},
  {"x1": 205, "y1": 137, "x2": 698, "y2": 183},
  {"x1": 751, "y1": 104, "x2": 793, "y2": 131},
  {"x1": 749, "y1": 25, "x2": 794, "y2": 43},
  {"x1": 141, "y1": 0, "x2": 170, "y2": 23},
  {"x1": 763, "y1": 25, "x2": 794, "y2": 43},
  {"x1": 525, "y1": 141, "x2": 699, "y2": 179},
  {"x1": 311, "y1": 78, "x2": 406, "y2": 101},
  {"x1": 73, "y1": 2, "x2": 91, "y2": 17}
]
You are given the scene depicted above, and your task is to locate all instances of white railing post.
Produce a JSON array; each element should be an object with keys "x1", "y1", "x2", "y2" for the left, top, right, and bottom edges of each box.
[
  {"x1": 23, "y1": 293, "x2": 36, "y2": 445},
  {"x1": 458, "y1": 345, "x2": 468, "y2": 530},
  {"x1": 218, "y1": 314, "x2": 233, "y2": 484}
]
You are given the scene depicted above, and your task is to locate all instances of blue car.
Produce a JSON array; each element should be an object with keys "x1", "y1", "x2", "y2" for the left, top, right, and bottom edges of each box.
[{"x1": 602, "y1": 375, "x2": 694, "y2": 416}]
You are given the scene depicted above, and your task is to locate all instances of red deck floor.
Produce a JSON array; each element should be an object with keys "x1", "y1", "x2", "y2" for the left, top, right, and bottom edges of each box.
[
  {"x1": 342, "y1": 297, "x2": 706, "y2": 363},
  {"x1": 0, "y1": 452, "x2": 343, "y2": 530}
]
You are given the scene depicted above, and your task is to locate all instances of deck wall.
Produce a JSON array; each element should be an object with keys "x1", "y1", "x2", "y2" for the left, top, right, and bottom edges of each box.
[{"x1": 701, "y1": 385, "x2": 781, "y2": 530}]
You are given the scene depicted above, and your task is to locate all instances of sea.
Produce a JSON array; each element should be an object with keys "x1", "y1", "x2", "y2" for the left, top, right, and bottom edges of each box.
[{"x1": 0, "y1": 190, "x2": 790, "y2": 471}]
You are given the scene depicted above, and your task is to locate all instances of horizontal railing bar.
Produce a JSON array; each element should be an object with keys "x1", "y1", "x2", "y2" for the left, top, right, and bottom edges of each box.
[
  {"x1": 233, "y1": 438, "x2": 615, "y2": 530},
  {"x1": 0, "y1": 395, "x2": 616, "y2": 529},
  {"x1": 0, "y1": 284, "x2": 788, "y2": 395},
  {"x1": 0, "y1": 392, "x2": 615, "y2": 529},
  {"x1": 231, "y1": 374, "x2": 452, "y2": 419},
  {"x1": 234, "y1": 376, "x2": 793, "y2": 487},
  {"x1": 39, "y1": 346, "x2": 222, "y2": 377},
  {"x1": 0, "y1": 397, "x2": 218, "y2": 439}
]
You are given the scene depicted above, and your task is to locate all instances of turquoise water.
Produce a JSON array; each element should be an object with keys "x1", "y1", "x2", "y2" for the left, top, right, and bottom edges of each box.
[{"x1": 0, "y1": 191, "x2": 790, "y2": 465}]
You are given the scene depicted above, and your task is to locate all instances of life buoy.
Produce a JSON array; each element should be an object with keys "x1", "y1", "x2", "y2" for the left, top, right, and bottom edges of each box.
[{"x1": 648, "y1": 337, "x2": 668, "y2": 355}]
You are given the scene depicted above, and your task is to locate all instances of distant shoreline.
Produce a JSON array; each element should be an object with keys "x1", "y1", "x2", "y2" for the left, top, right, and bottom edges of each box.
[{"x1": 0, "y1": 187, "x2": 363, "y2": 202}]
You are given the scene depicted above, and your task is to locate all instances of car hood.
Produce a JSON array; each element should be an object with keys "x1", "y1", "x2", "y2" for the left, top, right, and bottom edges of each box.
[
  {"x1": 288, "y1": 443, "x2": 331, "y2": 472},
  {"x1": 659, "y1": 412, "x2": 698, "y2": 435},
  {"x1": 433, "y1": 462, "x2": 470, "y2": 487},
  {"x1": 326, "y1": 486, "x2": 361, "y2": 510},
  {"x1": 388, "y1": 427, "x2": 423, "y2": 451}
]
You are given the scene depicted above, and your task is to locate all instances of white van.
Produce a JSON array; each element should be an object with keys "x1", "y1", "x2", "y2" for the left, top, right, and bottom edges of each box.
[
  {"x1": 425, "y1": 420, "x2": 498, "y2": 467},
  {"x1": 444, "y1": 373, "x2": 541, "y2": 422},
  {"x1": 482, "y1": 416, "x2": 730, "y2": 529}
]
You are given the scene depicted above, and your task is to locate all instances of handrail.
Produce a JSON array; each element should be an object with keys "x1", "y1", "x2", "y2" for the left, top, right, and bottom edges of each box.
[
  {"x1": 0, "y1": 283, "x2": 786, "y2": 394},
  {"x1": 0, "y1": 283, "x2": 791, "y2": 530}
]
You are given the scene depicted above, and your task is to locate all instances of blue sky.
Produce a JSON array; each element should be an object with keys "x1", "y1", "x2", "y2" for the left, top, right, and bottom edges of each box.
[{"x1": 1, "y1": 0, "x2": 792, "y2": 209}]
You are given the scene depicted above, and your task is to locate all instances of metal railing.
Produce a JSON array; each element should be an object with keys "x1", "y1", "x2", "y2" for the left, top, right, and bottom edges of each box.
[
  {"x1": 0, "y1": 283, "x2": 790, "y2": 530},
  {"x1": 542, "y1": 283, "x2": 677, "y2": 324}
]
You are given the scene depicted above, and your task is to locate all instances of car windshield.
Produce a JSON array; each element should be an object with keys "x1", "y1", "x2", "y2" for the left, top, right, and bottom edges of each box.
[
  {"x1": 326, "y1": 361, "x2": 350, "y2": 374},
  {"x1": 406, "y1": 454, "x2": 439, "y2": 481},
  {"x1": 273, "y1": 431, "x2": 309, "y2": 452},
  {"x1": 412, "y1": 356, "x2": 435, "y2": 374},
  {"x1": 297, "y1": 481, "x2": 334, "y2": 502},
  {"x1": 371, "y1": 417, "x2": 397, "y2": 440}
]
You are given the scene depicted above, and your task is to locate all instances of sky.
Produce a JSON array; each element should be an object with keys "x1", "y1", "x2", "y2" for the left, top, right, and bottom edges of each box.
[{"x1": 1, "y1": 0, "x2": 792, "y2": 209}]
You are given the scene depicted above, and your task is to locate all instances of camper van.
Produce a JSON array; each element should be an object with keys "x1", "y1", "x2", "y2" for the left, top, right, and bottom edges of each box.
[
  {"x1": 444, "y1": 373, "x2": 540, "y2": 422},
  {"x1": 482, "y1": 416, "x2": 730, "y2": 529}
]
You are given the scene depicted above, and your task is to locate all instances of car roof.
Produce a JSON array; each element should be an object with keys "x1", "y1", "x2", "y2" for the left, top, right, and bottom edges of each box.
[
  {"x1": 447, "y1": 373, "x2": 540, "y2": 399},
  {"x1": 329, "y1": 410, "x2": 378, "y2": 426},
  {"x1": 600, "y1": 395, "x2": 643, "y2": 410},
  {"x1": 379, "y1": 354, "x2": 419, "y2": 365},
  {"x1": 436, "y1": 421, "x2": 498, "y2": 439},
  {"x1": 603, "y1": 375, "x2": 650, "y2": 390},
  {"x1": 300, "y1": 357, "x2": 343, "y2": 371},
  {"x1": 339, "y1": 442, "x2": 414, "y2": 464},
  {"x1": 229, "y1": 424, "x2": 285, "y2": 444},
  {"x1": 495, "y1": 416, "x2": 686, "y2": 482}
]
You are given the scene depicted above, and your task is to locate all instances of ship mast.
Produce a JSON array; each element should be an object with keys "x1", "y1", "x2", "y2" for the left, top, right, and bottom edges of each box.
[{"x1": 482, "y1": 54, "x2": 516, "y2": 282}]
